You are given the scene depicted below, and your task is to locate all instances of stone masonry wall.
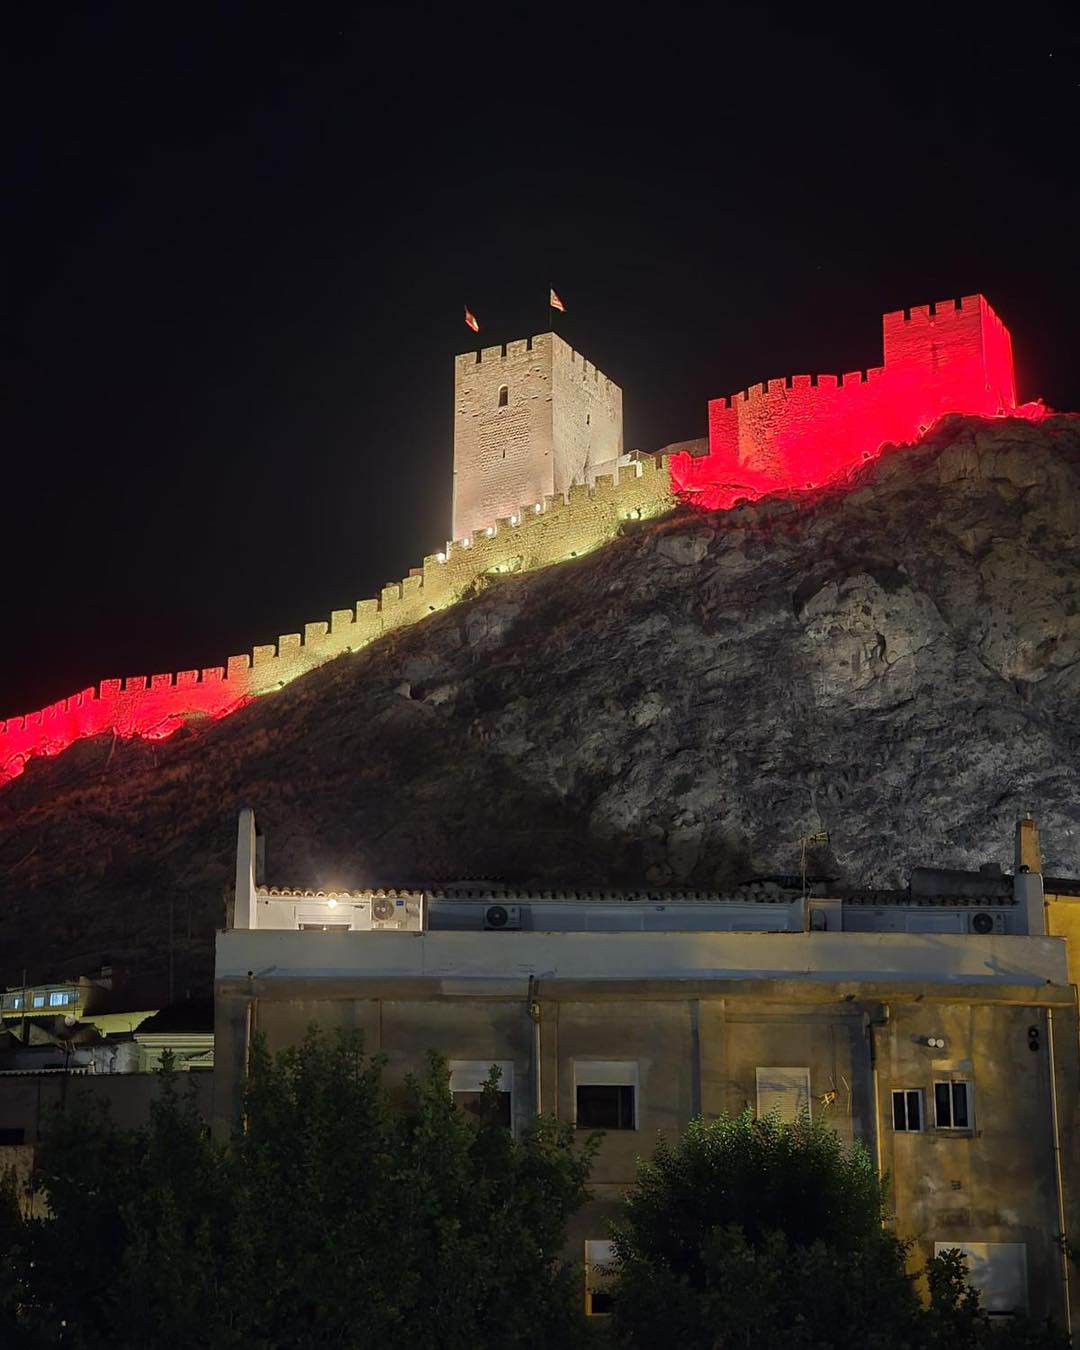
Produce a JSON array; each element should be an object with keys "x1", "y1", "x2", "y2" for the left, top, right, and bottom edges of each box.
[
  {"x1": 452, "y1": 335, "x2": 555, "y2": 542},
  {"x1": 550, "y1": 334, "x2": 623, "y2": 496}
]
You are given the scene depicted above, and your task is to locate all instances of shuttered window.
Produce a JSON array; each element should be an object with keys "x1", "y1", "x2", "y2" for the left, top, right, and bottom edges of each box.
[
  {"x1": 934, "y1": 1243, "x2": 1026, "y2": 1314},
  {"x1": 755, "y1": 1067, "x2": 811, "y2": 1122},
  {"x1": 449, "y1": 1061, "x2": 513, "y2": 1129},
  {"x1": 585, "y1": 1240, "x2": 615, "y2": 1316}
]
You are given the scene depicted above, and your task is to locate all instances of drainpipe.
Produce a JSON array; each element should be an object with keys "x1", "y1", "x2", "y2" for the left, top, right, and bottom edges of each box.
[
  {"x1": 867, "y1": 1004, "x2": 890, "y2": 1205},
  {"x1": 1046, "y1": 1008, "x2": 1073, "y2": 1336},
  {"x1": 243, "y1": 970, "x2": 258, "y2": 1134},
  {"x1": 528, "y1": 975, "x2": 542, "y2": 1117}
]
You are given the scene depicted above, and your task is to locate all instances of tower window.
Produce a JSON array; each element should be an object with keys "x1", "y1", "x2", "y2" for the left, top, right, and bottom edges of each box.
[
  {"x1": 498, "y1": 385, "x2": 508, "y2": 408},
  {"x1": 586, "y1": 414, "x2": 590, "y2": 426}
]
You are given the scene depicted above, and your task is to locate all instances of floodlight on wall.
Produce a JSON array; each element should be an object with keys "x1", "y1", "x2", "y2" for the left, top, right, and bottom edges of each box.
[
  {"x1": 510, "y1": 514, "x2": 519, "y2": 525},
  {"x1": 925, "y1": 1036, "x2": 946, "y2": 1049},
  {"x1": 436, "y1": 551, "x2": 446, "y2": 563},
  {"x1": 486, "y1": 526, "x2": 496, "y2": 537},
  {"x1": 327, "y1": 898, "x2": 337, "y2": 910}
]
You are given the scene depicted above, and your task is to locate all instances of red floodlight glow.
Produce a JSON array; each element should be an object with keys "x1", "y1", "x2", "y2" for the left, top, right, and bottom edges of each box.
[{"x1": 669, "y1": 294, "x2": 1045, "y2": 512}]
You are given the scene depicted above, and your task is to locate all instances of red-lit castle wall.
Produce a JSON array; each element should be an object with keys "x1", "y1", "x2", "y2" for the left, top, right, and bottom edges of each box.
[
  {"x1": 670, "y1": 294, "x2": 1039, "y2": 511},
  {"x1": 0, "y1": 669, "x2": 254, "y2": 783}
]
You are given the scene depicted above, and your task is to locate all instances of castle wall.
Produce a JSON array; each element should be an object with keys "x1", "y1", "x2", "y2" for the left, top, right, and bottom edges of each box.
[
  {"x1": 672, "y1": 295, "x2": 1025, "y2": 511},
  {"x1": 0, "y1": 455, "x2": 674, "y2": 785}
]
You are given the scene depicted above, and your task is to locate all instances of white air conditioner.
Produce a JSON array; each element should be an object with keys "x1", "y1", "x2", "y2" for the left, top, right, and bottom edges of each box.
[
  {"x1": 969, "y1": 911, "x2": 1006, "y2": 935},
  {"x1": 369, "y1": 895, "x2": 425, "y2": 931},
  {"x1": 483, "y1": 904, "x2": 521, "y2": 931},
  {"x1": 297, "y1": 899, "x2": 372, "y2": 931}
]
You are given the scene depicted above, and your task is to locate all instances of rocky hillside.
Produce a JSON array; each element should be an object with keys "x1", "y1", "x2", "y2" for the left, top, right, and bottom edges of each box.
[{"x1": 1, "y1": 414, "x2": 1078, "y2": 995}]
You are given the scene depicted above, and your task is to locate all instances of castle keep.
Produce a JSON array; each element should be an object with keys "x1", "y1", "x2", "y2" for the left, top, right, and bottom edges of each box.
[
  {"x1": 0, "y1": 294, "x2": 1038, "y2": 784},
  {"x1": 452, "y1": 332, "x2": 626, "y2": 542}
]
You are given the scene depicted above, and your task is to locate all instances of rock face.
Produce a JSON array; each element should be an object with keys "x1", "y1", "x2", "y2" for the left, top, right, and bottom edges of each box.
[{"x1": 1, "y1": 414, "x2": 1078, "y2": 992}]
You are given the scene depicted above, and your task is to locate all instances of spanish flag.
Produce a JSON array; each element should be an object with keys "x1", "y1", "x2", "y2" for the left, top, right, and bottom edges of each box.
[
  {"x1": 549, "y1": 288, "x2": 566, "y2": 313},
  {"x1": 464, "y1": 305, "x2": 480, "y2": 333}
]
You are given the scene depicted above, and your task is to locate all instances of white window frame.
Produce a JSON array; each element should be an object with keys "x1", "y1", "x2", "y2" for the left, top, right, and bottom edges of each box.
[
  {"x1": 449, "y1": 1060, "x2": 514, "y2": 1127},
  {"x1": 584, "y1": 1239, "x2": 615, "y2": 1316},
  {"x1": 573, "y1": 1061, "x2": 639, "y2": 1130},
  {"x1": 934, "y1": 1242, "x2": 1027, "y2": 1315},
  {"x1": 933, "y1": 1079, "x2": 974, "y2": 1131},
  {"x1": 892, "y1": 1088, "x2": 924, "y2": 1132},
  {"x1": 755, "y1": 1067, "x2": 811, "y2": 1123}
]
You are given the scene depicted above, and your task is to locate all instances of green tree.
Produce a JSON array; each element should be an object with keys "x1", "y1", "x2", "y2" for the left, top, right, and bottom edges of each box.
[
  {"x1": 8, "y1": 1032, "x2": 597, "y2": 1350},
  {"x1": 606, "y1": 1111, "x2": 1069, "y2": 1350}
]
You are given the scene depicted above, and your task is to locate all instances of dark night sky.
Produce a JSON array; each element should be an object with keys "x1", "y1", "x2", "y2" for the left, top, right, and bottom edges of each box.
[{"x1": 3, "y1": 8, "x2": 1078, "y2": 716}]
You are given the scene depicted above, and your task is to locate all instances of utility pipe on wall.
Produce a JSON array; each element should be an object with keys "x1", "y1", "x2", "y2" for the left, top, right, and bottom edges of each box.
[
  {"x1": 1046, "y1": 1008, "x2": 1073, "y2": 1336},
  {"x1": 528, "y1": 975, "x2": 542, "y2": 1117}
]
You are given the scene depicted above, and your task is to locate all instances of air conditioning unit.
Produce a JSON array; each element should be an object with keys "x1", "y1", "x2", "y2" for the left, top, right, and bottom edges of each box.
[
  {"x1": 969, "y1": 911, "x2": 1006, "y2": 935},
  {"x1": 297, "y1": 899, "x2": 372, "y2": 931},
  {"x1": 483, "y1": 904, "x2": 521, "y2": 931},
  {"x1": 369, "y1": 895, "x2": 425, "y2": 931}
]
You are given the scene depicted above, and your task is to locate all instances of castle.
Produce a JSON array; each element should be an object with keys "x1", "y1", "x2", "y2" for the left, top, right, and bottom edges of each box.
[{"x1": 0, "y1": 294, "x2": 1039, "y2": 785}]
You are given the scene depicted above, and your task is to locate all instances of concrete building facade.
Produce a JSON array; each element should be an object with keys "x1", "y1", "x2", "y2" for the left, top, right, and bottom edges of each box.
[{"x1": 214, "y1": 812, "x2": 1080, "y2": 1329}]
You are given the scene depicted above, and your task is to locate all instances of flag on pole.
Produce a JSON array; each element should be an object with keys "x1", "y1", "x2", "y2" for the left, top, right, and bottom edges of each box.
[
  {"x1": 464, "y1": 305, "x2": 480, "y2": 333},
  {"x1": 549, "y1": 287, "x2": 566, "y2": 313}
]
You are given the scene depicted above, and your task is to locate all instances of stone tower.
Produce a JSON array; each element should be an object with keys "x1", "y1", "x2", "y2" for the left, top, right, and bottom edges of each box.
[{"x1": 451, "y1": 332, "x2": 624, "y2": 542}]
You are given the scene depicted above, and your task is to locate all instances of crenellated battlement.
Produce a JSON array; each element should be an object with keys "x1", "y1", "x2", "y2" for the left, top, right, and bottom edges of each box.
[
  {"x1": 0, "y1": 452, "x2": 674, "y2": 784},
  {"x1": 672, "y1": 292, "x2": 1027, "y2": 510},
  {"x1": 456, "y1": 333, "x2": 551, "y2": 371},
  {"x1": 453, "y1": 330, "x2": 618, "y2": 390}
]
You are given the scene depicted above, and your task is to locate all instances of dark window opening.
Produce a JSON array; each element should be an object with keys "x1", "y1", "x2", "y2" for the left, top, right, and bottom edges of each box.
[
  {"x1": 498, "y1": 385, "x2": 508, "y2": 407},
  {"x1": 454, "y1": 1090, "x2": 512, "y2": 1129},
  {"x1": 934, "y1": 1081, "x2": 971, "y2": 1129},
  {"x1": 588, "y1": 1290, "x2": 614, "y2": 1316},
  {"x1": 577, "y1": 1083, "x2": 635, "y2": 1129},
  {"x1": 0, "y1": 1127, "x2": 26, "y2": 1144},
  {"x1": 892, "y1": 1090, "x2": 922, "y2": 1132}
]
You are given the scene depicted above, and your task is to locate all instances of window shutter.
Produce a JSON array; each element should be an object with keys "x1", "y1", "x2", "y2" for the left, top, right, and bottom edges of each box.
[
  {"x1": 448, "y1": 1061, "x2": 514, "y2": 1095},
  {"x1": 934, "y1": 1243, "x2": 1027, "y2": 1314},
  {"x1": 755, "y1": 1067, "x2": 811, "y2": 1122}
]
